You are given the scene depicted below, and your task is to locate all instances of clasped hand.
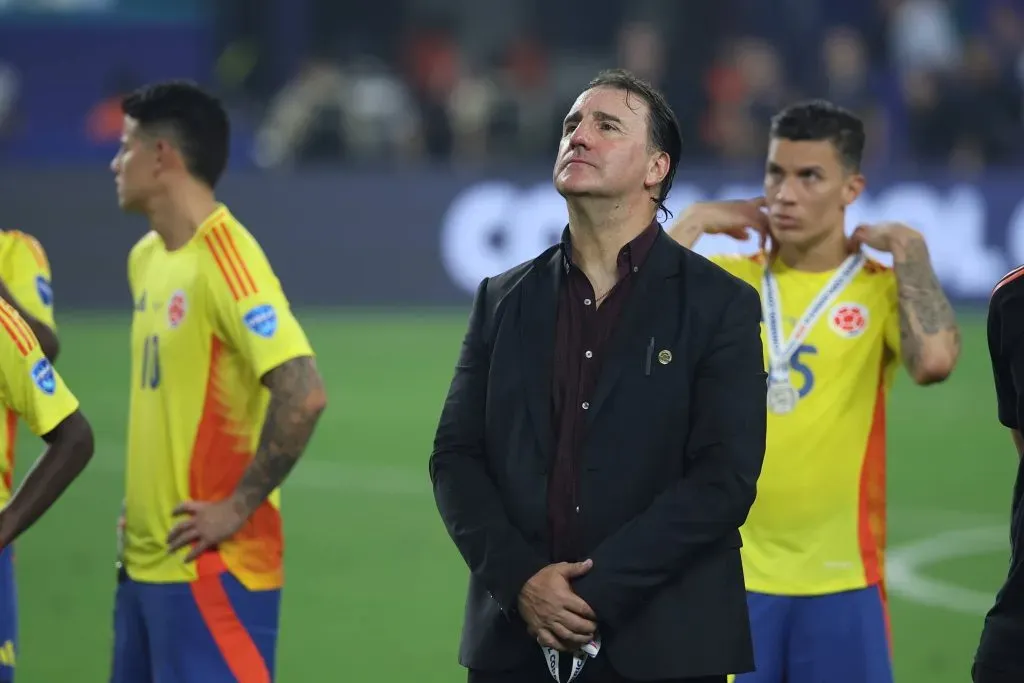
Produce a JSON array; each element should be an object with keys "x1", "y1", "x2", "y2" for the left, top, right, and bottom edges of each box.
[{"x1": 517, "y1": 559, "x2": 597, "y2": 652}]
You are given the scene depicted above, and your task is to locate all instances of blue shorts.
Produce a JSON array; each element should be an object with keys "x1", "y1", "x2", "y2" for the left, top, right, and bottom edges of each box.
[
  {"x1": 0, "y1": 546, "x2": 17, "y2": 683},
  {"x1": 734, "y1": 585, "x2": 893, "y2": 683},
  {"x1": 110, "y1": 567, "x2": 280, "y2": 683}
]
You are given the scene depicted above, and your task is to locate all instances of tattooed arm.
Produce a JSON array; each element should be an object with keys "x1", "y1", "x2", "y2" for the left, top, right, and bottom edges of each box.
[
  {"x1": 166, "y1": 355, "x2": 327, "y2": 560},
  {"x1": 230, "y1": 355, "x2": 328, "y2": 516},
  {"x1": 851, "y1": 223, "x2": 960, "y2": 385},
  {"x1": 889, "y1": 233, "x2": 960, "y2": 384}
]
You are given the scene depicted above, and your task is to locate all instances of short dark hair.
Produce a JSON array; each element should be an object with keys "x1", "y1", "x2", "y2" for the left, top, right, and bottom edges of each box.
[
  {"x1": 586, "y1": 68, "x2": 682, "y2": 219},
  {"x1": 121, "y1": 80, "x2": 230, "y2": 189},
  {"x1": 769, "y1": 100, "x2": 865, "y2": 171}
]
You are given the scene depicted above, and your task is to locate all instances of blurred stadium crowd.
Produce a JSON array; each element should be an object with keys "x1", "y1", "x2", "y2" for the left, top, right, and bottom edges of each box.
[
  {"x1": 241, "y1": 0, "x2": 1024, "y2": 170},
  {"x1": 3, "y1": 0, "x2": 1024, "y2": 171}
]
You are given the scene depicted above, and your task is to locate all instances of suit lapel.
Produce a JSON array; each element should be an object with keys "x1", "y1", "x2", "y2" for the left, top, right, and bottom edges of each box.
[
  {"x1": 586, "y1": 231, "x2": 682, "y2": 422},
  {"x1": 520, "y1": 248, "x2": 563, "y2": 461}
]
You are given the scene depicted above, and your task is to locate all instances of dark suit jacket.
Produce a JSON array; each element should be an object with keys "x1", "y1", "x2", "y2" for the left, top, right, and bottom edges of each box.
[{"x1": 429, "y1": 227, "x2": 767, "y2": 680}]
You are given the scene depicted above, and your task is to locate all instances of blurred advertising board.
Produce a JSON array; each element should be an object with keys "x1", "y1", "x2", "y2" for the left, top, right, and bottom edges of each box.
[{"x1": 0, "y1": 166, "x2": 1015, "y2": 310}]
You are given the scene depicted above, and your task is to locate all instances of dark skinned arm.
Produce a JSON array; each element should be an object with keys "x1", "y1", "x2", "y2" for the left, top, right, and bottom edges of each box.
[{"x1": 0, "y1": 410, "x2": 93, "y2": 547}]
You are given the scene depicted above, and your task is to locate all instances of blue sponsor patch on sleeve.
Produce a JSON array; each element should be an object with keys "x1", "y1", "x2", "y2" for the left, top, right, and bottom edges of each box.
[
  {"x1": 243, "y1": 304, "x2": 278, "y2": 338},
  {"x1": 31, "y1": 358, "x2": 56, "y2": 395},
  {"x1": 35, "y1": 275, "x2": 52, "y2": 307}
]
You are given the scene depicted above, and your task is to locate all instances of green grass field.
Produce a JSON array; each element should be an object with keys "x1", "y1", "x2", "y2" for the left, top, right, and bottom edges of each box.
[{"x1": 7, "y1": 308, "x2": 1014, "y2": 682}]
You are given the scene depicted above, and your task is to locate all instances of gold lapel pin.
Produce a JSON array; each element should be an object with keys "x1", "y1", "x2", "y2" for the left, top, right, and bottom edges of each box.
[{"x1": 657, "y1": 349, "x2": 672, "y2": 365}]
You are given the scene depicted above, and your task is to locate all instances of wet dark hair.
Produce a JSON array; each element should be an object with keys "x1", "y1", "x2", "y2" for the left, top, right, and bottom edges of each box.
[
  {"x1": 586, "y1": 68, "x2": 682, "y2": 219},
  {"x1": 769, "y1": 99, "x2": 865, "y2": 171},
  {"x1": 122, "y1": 80, "x2": 230, "y2": 188}
]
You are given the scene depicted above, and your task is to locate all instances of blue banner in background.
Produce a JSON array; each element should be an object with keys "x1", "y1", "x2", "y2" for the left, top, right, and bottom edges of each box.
[
  {"x1": 0, "y1": 166, "x2": 1016, "y2": 310},
  {"x1": 0, "y1": 0, "x2": 201, "y2": 17},
  {"x1": 0, "y1": 15, "x2": 212, "y2": 162}
]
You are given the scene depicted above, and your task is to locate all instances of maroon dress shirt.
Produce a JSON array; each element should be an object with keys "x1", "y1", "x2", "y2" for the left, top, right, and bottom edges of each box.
[{"x1": 548, "y1": 220, "x2": 660, "y2": 561}]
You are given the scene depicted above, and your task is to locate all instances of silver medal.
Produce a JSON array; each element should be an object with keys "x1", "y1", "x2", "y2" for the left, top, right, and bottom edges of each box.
[
  {"x1": 766, "y1": 381, "x2": 799, "y2": 415},
  {"x1": 760, "y1": 252, "x2": 866, "y2": 417}
]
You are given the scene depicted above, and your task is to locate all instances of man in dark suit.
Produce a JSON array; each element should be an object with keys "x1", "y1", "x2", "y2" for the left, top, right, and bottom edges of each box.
[
  {"x1": 429, "y1": 69, "x2": 768, "y2": 683},
  {"x1": 973, "y1": 264, "x2": 1024, "y2": 683}
]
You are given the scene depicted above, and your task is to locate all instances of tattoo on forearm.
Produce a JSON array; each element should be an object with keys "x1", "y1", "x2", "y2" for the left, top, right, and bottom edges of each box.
[
  {"x1": 893, "y1": 238, "x2": 960, "y2": 366},
  {"x1": 895, "y1": 298, "x2": 922, "y2": 371},
  {"x1": 233, "y1": 356, "x2": 326, "y2": 514}
]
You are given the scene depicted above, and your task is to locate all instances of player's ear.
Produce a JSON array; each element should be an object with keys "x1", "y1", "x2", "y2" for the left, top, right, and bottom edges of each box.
[
  {"x1": 151, "y1": 138, "x2": 170, "y2": 175},
  {"x1": 153, "y1": 138, "x2": 184, "y2": 176},
  {"x1": 841, "y1": 171, "x2": 865, "y2": 208},
  {"x1": 645, "y1": 150, "x2": 670, "y2": 191}
]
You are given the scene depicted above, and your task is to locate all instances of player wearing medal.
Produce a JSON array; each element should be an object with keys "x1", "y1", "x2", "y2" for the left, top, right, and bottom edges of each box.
[
  {"x1": 109, "y1": 81, "x2": 328, "y2": 682},
  {"x1": 669, "y1": 100, "x2": 960, "y2": 683}
]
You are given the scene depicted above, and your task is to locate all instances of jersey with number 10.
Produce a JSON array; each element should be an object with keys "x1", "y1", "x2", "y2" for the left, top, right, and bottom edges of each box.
[
  {"x1": 711, "y1": 251, "x2": 901, "y2": 596},
  {"x1": 124, "y1": 205, "x2": 313, "y2": 588},
  {"x1": 0, "y1": 231, "x2": 56, "y2": 506}
]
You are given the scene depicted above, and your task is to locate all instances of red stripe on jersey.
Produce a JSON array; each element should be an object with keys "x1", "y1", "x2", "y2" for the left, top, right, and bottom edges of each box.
[
  {"x1": 220, "y1": 223, "x2": 258, "y2": 295},
  {"x1": 993, "y1": 264, "x2": 1024, "y2": 294},
  {"x1": 189, "y1": 337, "x2": 283, "y2": 586},
  {"x1": 204, "y1": 234, "x2": 241, "y2": 301},
  {"x1": 0, "y1": 304, "x2": 33, "y2": 356},
  {"x1": 12, "y1": 311, "x2": 34, "y2": 349},
  {"x1": 211, "y1": 225, "x2": 251, "y2": 299},
  {"x1": 857, "y1": 363, "x2": 888, "y2": 586}
]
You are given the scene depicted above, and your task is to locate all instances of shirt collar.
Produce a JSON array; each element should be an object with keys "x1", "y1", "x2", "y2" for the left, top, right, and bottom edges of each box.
[{"x1": 558, "y1": 217, "x2": 660, "y2": 274}]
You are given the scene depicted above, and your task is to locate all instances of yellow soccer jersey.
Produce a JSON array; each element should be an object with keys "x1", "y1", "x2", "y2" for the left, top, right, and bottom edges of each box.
[
  {"x1": 711, "y1": 251, "x2": 901, "y2": 595},
  {"x1": 0, "y1": 298, "x2": 76, "y2": 447},
  {"x1": 124, "y1": 205, "x2": 313, "y2": 588},
  {"x1": 0, "y1": 231, "x2": 56, "y2": 505}
]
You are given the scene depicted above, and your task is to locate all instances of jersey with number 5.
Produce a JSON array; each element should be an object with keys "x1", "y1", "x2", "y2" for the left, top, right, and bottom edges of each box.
[
  {"x1": 710, "y1": 251, "x2": 901, "y2": 596},
  {"x1": 125, "y1": 205, "x2": 313, "y2": 589}
]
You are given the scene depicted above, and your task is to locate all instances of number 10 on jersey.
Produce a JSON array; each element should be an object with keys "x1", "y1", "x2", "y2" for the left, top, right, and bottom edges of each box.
[{"x1": 140, "y1": 334, "x2": 160, "y2": 389}]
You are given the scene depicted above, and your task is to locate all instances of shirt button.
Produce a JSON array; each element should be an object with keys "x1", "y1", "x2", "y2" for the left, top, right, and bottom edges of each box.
[
  {"x1": 633, "y1": 266, "x2": 639, "y2": 273},
  {"x1": 584, "y1": 298, "x2": 592, "y2": 306},
  {"x1": 575, "y1": 506, "x2": 580, "y2": 513},
  {"x1": 582, "y1": 401, "x2": 590, "y2": 410},
  {"x1": 585, "y1": 350, "x2": 593, "y2": 359}
]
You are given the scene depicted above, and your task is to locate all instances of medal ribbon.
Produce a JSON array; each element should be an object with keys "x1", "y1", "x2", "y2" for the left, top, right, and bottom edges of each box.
[
  {"x1": 541, "y1": 636, "x2": 601, "y2": 682},
  {"x1": 761, "y1": 251, "x2": 866, "y2": 385}
]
